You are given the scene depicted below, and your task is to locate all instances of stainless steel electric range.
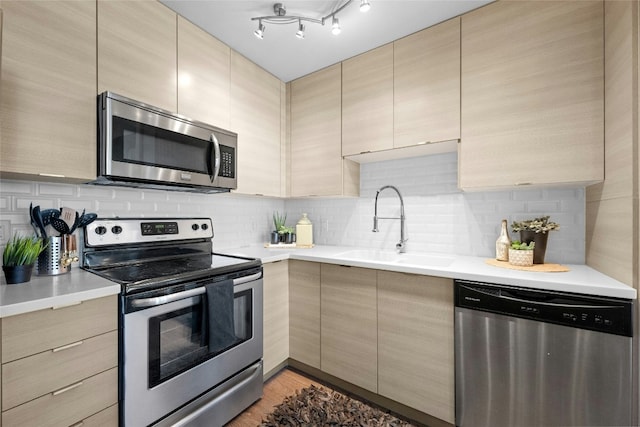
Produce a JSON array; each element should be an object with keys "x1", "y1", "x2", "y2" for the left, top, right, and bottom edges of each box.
[{"x1": 81, "y1": 218, "x2": 263, "y2": 427}]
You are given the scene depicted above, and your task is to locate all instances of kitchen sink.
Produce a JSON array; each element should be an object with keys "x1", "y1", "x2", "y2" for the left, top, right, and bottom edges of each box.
[
  {"x1": 335, "y1": 249, "x2": 399, "y2": 262},
  {"x1": 394, "y1": 253, "x2": 454, "y2": 267},
  {"x1": 334, "y1": 249, "x2": 454, "y2": 267}
]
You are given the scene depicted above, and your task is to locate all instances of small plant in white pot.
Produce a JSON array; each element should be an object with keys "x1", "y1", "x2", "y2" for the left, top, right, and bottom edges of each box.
[
  {"x1": 508, "y1": 241, "x2": 535, "y2": 267},
  {"x1": 511, "y1": 216, "x2": 558, "y2": 264}
]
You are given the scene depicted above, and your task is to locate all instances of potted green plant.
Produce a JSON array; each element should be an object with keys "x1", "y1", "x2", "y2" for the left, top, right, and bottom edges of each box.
[
  {"x1": 511, "y1": 216, "x2": 559, "y2": 264},
  {"x1": 508, "y1": 241, "x2": 535, "y2": 267},
  {"x1": 272, "y1": 212, "x2": 287, "y2": 244},
  {"x1": 2, "y1": 234, "x2": 47, "y2": 284}
]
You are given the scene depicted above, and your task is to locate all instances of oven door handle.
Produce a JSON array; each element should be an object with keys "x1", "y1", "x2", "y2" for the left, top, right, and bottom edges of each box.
[{"x1": 130, "y1": 272, "x2": 262, "y2": 308}]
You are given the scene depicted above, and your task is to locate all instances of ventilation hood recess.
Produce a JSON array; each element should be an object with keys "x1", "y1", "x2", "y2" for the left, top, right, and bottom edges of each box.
[{"x1": 344, "y1": 139, "x2": 458, "y2": 163}]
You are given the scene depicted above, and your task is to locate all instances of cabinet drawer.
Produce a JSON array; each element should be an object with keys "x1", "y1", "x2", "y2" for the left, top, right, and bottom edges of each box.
[
  {"x1": 2, "y1": 367, "x2": 118, "y2": 427},
  {"x1": 76, "y1": 403, "x2": 118, "y2": 427},
  {"x1": 2, "y1": 330, "x2": 117, "y2": 410},
  {"x1": 2, "y1": 295, "x2": 117, "y2": 363}
]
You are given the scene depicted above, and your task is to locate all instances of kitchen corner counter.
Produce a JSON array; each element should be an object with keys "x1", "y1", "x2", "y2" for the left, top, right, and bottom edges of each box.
[
  {"x1": 0, "y1": 268, "x2": 121, "y2": 318},
  {"x1": 218, "y1": 244, "x2": 637, "y2": 300}
]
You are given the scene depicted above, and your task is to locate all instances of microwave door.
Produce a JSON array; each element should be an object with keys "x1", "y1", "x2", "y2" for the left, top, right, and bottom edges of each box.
[{"x1": 210, "y1": 134, "x2": 221, "y2": 183}]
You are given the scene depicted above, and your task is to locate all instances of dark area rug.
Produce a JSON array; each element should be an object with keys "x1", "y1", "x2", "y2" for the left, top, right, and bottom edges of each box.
[{"x1": 259, "y1": 384, "x2": 417, "y2": 427}]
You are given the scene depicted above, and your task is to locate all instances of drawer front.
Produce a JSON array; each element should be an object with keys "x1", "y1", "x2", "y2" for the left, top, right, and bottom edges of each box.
[
  {"x1": 2, "y1": 295, "x2": 117, "y2": 363},
  {"x1": 2, "y1": 367, "x2": 118, "y2": 427},
  {"x1": 2, "y1": 330, "x2": 117, "y2": 410},
  {"x1": 76, "y1": 404, "x2": 118, "y2": 427}
]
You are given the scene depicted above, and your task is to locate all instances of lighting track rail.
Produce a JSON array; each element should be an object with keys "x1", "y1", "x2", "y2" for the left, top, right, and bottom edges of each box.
[{"x1": 252, "y1": 0, "x2": 371, "y2": 39}]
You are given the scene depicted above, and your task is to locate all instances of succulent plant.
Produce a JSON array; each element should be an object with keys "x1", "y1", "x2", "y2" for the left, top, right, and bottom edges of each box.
[
  {"x1": 510, "y1": 241, "x2": 535, "y2": 250},
  {"x1": 511, "y1": 216, "x2": 559, "y2": 234}
]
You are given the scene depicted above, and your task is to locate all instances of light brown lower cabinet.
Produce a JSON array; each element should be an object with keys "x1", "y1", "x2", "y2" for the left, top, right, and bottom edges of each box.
[
  {"x1": 288, "y1": 260, "x2": 321, "y2": 369},
  {"x1": 0, "y1": 295, "x2": 118, "y2": 426},
  {"x1": 377, "y1": 271, "x2": 455, "y2": 424},
  {"x1": 287, "y1": 261, "x2": 455, "y2": 424},
  {"x1": 263, "y1": 260, "x2": 289, "y2": 375},
  {"x1": 320, "y1": 264, "x2": 377, "y2": 393}
]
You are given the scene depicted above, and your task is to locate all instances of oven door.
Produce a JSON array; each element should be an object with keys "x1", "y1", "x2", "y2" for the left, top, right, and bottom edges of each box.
[{"x1": 122, "y1": 272, "x2": 263, "y2": 427}]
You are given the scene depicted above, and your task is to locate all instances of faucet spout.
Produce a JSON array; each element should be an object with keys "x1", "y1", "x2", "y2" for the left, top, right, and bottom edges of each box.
[{"x1": 372, "y1": 185, "x2": 407, "y2": 253}]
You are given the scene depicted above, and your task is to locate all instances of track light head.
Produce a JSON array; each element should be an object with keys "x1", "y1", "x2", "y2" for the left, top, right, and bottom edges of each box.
[
  {"x1": 296, "y1": 21, "x2": 305, "y2": 39},
  {"x1": 331, "y1": 16, "x2": 341, "y2": 35},
  {"x1": 360, "y1": 0, "x2": 371, "y2": 12},
  {"x1": 254, "y1": 20, "x2": 265, "y2": 39}
]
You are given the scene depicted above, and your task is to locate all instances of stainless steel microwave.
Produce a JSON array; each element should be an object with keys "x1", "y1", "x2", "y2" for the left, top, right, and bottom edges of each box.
[{"x1": 93, "y1": 91, "x2": 237, "y2": 193}]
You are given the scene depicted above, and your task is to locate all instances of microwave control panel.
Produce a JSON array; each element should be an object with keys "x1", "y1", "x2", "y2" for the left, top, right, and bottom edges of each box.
[{"x1": 220, "y1": 145, "x2": 235, "y2": 178}]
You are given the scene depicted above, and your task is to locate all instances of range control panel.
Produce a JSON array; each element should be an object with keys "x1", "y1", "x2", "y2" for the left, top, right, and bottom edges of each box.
[
  {"x1": 85, "y1": 218, "x2": 213, "y2": 247},
  {"x1": 455, "y1": 280, "x2": 633, "y2": 337}
]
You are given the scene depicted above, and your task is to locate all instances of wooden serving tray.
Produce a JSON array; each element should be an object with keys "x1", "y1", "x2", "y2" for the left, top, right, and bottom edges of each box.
[{"x1": 485, "y1": 258, "x2": 570, "y2": 272}]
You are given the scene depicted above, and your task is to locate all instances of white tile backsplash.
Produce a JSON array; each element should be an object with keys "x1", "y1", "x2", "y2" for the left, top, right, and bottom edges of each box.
[{"x1": 0, "y1": 151, "x2": 585, "y2": 263}]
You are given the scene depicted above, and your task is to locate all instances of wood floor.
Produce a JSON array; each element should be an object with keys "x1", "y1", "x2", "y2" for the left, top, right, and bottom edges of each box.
[{"x1": 225, "y1": 368, "x2": 324, "y2": 427}]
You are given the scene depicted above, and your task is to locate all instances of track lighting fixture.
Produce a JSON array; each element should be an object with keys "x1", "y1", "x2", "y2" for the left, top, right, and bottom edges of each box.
[
  {"x1": 251, "y1": 0, "x2": 370, "y2": 39},
  {"x1": 296, "y1": 20, "x2": 305, "y2": 39},
  {"x1": 331, "y1": 17, "x2": 341, "y2": 35},
  {"x1": 254, "y1": 20, "x2": 265, "y2": 39}
]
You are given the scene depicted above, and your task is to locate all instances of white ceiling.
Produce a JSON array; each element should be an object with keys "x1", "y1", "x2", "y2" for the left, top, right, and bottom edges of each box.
[{"x1": 160, "y1": 0, "x2": 492, "y2": 82}]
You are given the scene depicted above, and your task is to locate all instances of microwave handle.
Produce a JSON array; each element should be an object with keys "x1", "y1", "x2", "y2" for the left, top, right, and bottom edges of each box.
[{"x1": 210, "y1": 133, "x2": 221, "y2": 183}]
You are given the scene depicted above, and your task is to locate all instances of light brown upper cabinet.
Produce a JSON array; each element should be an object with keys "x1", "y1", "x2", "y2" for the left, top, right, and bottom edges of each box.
[
  {"x1": 98, "y1": 0, "x2": 177, "y2": 112},
  {"x1": 394, "y1": 17, "x2": 461, "y2": 148},
  {"x1": 177, "y1": 16, "x2": 230, "y2": 129},
  {"x1": 342, "y1": 44, "x2": 394, "y2": 156},
  {"x1": 290, "y1": 64, "x2": 359, "y2": 197},
  {"x1": 230, "y1": 51, "x2": 283, "y2": 197},
  {"x1": 0, "y1": 0, "x2": 96, "y2": 182},
  {"x1": 459, "y1": 1, "x2": 604, "y2": 190}
]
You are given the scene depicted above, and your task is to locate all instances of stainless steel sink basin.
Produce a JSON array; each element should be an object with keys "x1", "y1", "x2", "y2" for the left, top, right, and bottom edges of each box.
[
  {"x1": 394, "y1": 253, "x2": 455, "y2": 267},
  {"x1": 335, "y1": 249, "x2": 399, "y2": 262},
  {"x1": 334, "y1": 249, "x2": 454, "y2": 267}
]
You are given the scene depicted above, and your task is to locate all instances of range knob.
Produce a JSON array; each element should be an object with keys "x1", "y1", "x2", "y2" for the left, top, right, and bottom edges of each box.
[
  {"x1": 201, "y1": 223, "x2": 209, "y2": 231},
  {"x1": 111, "y1": 225, "x2": 123, "y2": 234},
  {"x1": 192, "y1": 223, "x2": 200, "y2": 231},
  {"x1": 95, "y1": 226, "x2": 107, "y2": 235}
]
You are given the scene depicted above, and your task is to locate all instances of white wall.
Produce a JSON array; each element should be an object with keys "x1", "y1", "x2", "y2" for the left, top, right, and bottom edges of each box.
[
  {"x1": 286, "y1": 152, "x2": 585, "y2": 264},
  {"x1": 0, "y1": 152, "x2": 585, "y2": 263}
]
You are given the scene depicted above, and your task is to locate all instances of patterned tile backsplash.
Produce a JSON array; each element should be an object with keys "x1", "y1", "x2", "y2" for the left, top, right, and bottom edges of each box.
[{"x1": 0, "y1": 152, "x2": 585, "y2": 264}]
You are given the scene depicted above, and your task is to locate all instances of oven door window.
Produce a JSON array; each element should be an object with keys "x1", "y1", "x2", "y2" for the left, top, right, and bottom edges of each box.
[
  {"x1": 112, "y1": 116, "x2": 212, "y2": 175},
  {"x1": 147, "y1": 289, "x2": 252, "y2": 388}
]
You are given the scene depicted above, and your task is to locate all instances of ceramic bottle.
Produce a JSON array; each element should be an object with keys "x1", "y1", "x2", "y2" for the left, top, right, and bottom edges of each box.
[{"x1": 495, "y1": 219, "x2": 511, "y2": 261}]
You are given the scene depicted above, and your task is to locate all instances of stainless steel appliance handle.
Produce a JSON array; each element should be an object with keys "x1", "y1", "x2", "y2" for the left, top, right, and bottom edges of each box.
[
  {"x1": 131, "y1": 272, "x2": 262, "y2": 308},
  {"x1": 210, "y1": 133, "x2": 221, "y2": 182}
]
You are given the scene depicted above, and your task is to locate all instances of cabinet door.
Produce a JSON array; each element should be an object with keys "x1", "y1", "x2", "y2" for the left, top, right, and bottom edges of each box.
[
  {"x1": 460, "y1": 1, "x2": 603, "y2": 190},
  {"x1": 230, "y1": 51, "x2": 283, "y2": 197},
  {"x1": 320, "y1": 264, "x2": 377, "y2": 392},
  {"x1": 263, "y1": 261, "x2": 289, "y2": 375},
  {"x1": 97, "y1": 0, "x2": 176, "y2": 111},
  {"x1": 342, "y1": 44, "x2": 393, "y2": 156},
  {"x1": 288, "y1": 260, "x2": 320, "y2": 368},
  {"x1": 290, "y1": 64, "x2": 359, "y2": 197},
  {"x1": 394, "y1": 17, "x2": 460, "y2": 148},
  {"x1": 0, "y1": 0, "x2": 96, "y2": 181},
  {"x1": 378, "y1": 272, "x2": 454, "y2": 423},
  {"x1": 177, "y1": 16, "x2": 230, "y2": 129}
]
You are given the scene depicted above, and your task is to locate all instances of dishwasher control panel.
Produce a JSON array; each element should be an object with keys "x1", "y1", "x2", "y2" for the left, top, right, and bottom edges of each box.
[{"x1": 455, "y1": 280, "x2": 633, "y2": 337}]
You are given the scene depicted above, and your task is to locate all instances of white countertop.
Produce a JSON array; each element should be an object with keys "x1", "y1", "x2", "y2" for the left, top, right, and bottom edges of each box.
[
  {"x1": 217, "y1": 244, "x2": 637, "y2": 300},
  {"x1": 0, "y1": 268, "x2": 121, "y2": 318},
  {"x1": 2, "y1": 244, "x2": 634, "y2": 318}
]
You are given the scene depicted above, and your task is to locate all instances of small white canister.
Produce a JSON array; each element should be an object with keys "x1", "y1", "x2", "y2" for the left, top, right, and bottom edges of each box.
[{"x1": 296, "y1": 213, "x2": 313, "y2": 247}]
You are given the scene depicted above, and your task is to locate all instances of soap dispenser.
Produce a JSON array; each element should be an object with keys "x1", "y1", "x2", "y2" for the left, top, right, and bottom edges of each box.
[{"x1": 296, "y1": 213, "x2": 313, "y2": 248}]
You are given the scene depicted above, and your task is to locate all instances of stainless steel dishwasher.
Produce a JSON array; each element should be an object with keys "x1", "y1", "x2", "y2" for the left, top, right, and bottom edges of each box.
[{"x1": 455, "y1": 279, "x2": 634, "y2": 427}]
